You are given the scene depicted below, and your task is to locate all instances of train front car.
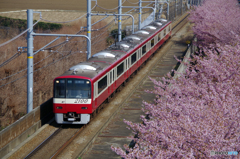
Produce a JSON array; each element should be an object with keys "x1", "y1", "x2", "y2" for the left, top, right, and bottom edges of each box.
[{"x1": 53, "y1": 64, "x2": 95, "y2": 124}]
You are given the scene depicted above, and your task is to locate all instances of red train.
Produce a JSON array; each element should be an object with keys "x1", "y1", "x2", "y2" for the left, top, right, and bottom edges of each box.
[{"x1": 53, "y1": 18, "x2": 172, "y2": 124}]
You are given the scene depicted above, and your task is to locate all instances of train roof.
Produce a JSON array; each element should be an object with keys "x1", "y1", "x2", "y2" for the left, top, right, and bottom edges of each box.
[{"x1": 57, "y1": 18, "x2": 170, "y2": 80}]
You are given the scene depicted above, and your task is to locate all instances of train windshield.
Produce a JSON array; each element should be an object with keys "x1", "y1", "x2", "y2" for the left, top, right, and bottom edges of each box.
[{"x1": 54, "y1": 79, "x2": 91, "y2": 99}]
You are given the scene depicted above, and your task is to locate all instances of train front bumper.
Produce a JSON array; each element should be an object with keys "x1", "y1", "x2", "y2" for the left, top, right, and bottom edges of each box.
[{"x1": 55, "y1": 113, "x2": 90, "y2": 124}]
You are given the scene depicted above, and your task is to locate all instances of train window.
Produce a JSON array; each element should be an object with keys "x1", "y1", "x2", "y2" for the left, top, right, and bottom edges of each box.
[
  {"x1": 54, "y1": 79, "x2": 66, "y2": 98},
  {"x1": 117, "y1": 62, "x2": 124, "y2": 77},
  {"x1": 125, "y1": 59, "x2": 127, "y2": 70},
  {"x1": 131, "y1": 52, "x2": 137, "y2": 64},
  {"x1": 158, "y1": 33, "x2": 161, "y2": 41},
  {"x1": 66, "y1": 79, "x2": 91, "y2": 99},
  {"x1": 113, "y1": 70, "x2": 115, "y2": 81},
  {"x1": 110, "y1": 71, "x2": 112, "y2": 83},
  {"x1": 98, "y1": 75, "x2": 107, "y2": 94},
  {"x1": 164, "y1": 29, "x2": 166, "y2": 36},
  {"x1": 151, "y1": 39, "x2": 154, "y2": 47},
  {"x1": 142, "y1": 45, "x2": 146, "y2": 55},
  {"x1": 138, "y1": 49, "x2": 141, "y2": 59}
]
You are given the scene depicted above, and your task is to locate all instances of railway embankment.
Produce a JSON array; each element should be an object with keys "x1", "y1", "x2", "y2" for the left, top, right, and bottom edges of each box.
[{"x1": 0, "y1": 99, "x2": 53, "y2": 158}]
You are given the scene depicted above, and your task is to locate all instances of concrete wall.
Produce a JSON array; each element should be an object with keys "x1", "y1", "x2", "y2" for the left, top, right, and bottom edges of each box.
[
  {"x1": 0, "y1": 98, "x2": 53, "y2": 158},
  {"x1": 174, "y1": 36, "x2": 197, "y2": 79}
]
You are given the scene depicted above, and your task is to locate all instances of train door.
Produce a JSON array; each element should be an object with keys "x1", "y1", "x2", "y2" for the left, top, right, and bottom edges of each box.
[
  {"x1": 128, "y1": 56, "x2": 131, "y2": 75},
  {"x1": 108, "y1": 72, "x2": 110, "y2": 94},
  {"x1": 138, "y1": 48, "x2": 142, "y2": 66},
  {"x1": 94, "y1": 82, "x2": 98, "y2": 109},
  {"x1": 124, "y1": 59, "x2": 127, "y2": 78},
  {"x1": 125, "y1": 58, "x2": 129, "y2": 78}
]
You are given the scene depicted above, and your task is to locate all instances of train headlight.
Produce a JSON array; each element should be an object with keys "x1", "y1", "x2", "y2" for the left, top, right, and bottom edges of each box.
[
  {"x1": 86, "y1": 81, "x2": 90, "y2": 84},
  {"x1": 56, "y1": 80, "x2": 59, "y2": 83},
  {"x1": 56, "y1": 106, "x2": 62, "y2": 109},
  {"x1": 81, "y1": 107, "x2": 88, "y2": 109}
]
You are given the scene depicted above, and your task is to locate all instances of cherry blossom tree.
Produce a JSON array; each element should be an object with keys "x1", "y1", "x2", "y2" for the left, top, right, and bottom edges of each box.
[
  {"x1": 111, "y1": 0, "x2": 240, "y2": 158},
  {"x1": 189, "y1": 0, "x2": 240, "y2": 45}
]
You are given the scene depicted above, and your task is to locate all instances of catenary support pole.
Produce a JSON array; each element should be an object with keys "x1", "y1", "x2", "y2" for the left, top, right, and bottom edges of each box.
[
  {"x1": 155, "y1": 0, "x2": 157, "y2": 20},
  {"x1": 27, "y1": 9, "x2": 34, "y2": 113},
  {"x1": 118, "y1": 0, "x2": 122, "y2": 41},
  {"x1": 181, "y1": 0, "x2": 183, "y2": 15},
  {"x1": 175, "y1": 0, "x2": 177, "y2": 18},
  {"x1": 167, "y1": 0, "x2": 169, "y2": 20},
  {"x1": 87, "y1": 0, "x2": 91, "y2": 59},
  {"x1": 139, "y1": 0, "x2": 142, "y2": 29}
]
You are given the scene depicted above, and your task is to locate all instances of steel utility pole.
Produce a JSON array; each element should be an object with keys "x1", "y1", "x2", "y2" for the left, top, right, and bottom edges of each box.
[
  {"x1": 87, "y1": 0, "x2": 91, "y2": 59},
  {"x1": 118, "y1": 0, "x2": 122, "y2": 41},
  {"x1": 139, "y1": 0, "x2": 142, "y2": 30},
  {"x1": 27, "y1": 9, "x2": 34, "y2": 113}
]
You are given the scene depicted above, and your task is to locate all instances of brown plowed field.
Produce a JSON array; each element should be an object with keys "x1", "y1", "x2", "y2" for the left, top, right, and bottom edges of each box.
[{"x1": 0, "y1": 0, "x2": 152, "y2": 12}]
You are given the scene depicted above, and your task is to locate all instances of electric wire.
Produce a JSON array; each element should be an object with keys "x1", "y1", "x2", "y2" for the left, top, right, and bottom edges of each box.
[
  {"x1": 0, "y1": 67, "x2": 28, "y2": 82},
  {"x1": 33, "y1": 37, "x2": 60, "y2": 55},
  {"x1": 0, "y1": 19, "x2": 41, "y2": 48},
  {"x1": 0, "y1": 74, "x2": 28, "y2": 88},
  {"x1": 0, "y1": 52, "x2": 22, "y2": 68}
]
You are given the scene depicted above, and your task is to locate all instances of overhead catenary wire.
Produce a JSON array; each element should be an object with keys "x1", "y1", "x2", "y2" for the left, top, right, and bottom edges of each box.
[
  {"x1": 0, "y1": 19, "x2": 41, "y2": 48},
  {"x1": 0, "y1": 73, "x2": 28, "y2": 88},
  {"x1": 0, "y1": 52, "x2": 22, "y2": 68},
  {"x1": 33, "y1": 37, "x2": 60, "y2": 55},
  {"x1": 0, "y1": 67, "x2": 28, "y2": 82}
]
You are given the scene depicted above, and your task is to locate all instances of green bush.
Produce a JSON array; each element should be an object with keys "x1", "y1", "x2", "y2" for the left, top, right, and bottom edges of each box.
[
  {"x1": 110, "y1": 29, "x2": 126, "y2": 40},
  {"x1": 0, "y1": 16, "x2": 62, "y2": 31}
]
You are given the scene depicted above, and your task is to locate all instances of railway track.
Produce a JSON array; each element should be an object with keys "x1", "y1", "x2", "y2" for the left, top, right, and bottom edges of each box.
[
  {"x1": 24, "y1": 127, "x2": 63, "y2": 159},
  {"x1": 23, "y1": 125, "x2": 85, "y2": 159},
  {"x1": 6, "y1": 13, "x2": 191, "y2": 159}
]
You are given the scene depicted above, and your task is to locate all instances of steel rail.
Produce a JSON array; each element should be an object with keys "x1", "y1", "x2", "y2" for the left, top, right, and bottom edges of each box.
[
  {"x1": 24, "y1": 127, "x2": 62, "y2": 159},
  {"x1": 50, "y1": 126, "x2": 85, "y2": 159}
]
